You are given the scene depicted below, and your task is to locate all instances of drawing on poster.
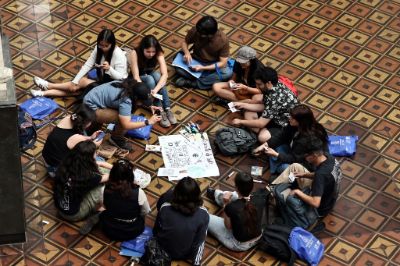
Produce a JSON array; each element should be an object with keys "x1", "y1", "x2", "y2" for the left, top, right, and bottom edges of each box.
[{"x1": 159, "y1": 133, "x2": 219, "y2": 180}]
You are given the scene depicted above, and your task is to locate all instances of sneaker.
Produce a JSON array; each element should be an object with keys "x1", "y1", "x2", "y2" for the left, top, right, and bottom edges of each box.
[
  {"x1": 159, "y1": 111, "x2": 171, "y2": 128},
  {"x1": 79, "y1": 213, "x2": 100, "y2": 235},
  {"x1": 30, "y1": 89, "x2": 44, "y2": 97},
  {"x1": 166, "y1": 109, "x2": 177, "y2": 125},
  {"x1": 34, "y1": 76, "x2": 49, "y2": 90},
  {"x1": 213, "y1": 96, "x2": 230, "y2": 106},
  {"x1": 206, "y1": 187, "x2": 216, "y2": 201},
  {"x1": 109, "y1": 136, "x2": 133, "y2": 152},
  {"x1": 175, "y1": 77, "x2": 196, "y2": 88}
]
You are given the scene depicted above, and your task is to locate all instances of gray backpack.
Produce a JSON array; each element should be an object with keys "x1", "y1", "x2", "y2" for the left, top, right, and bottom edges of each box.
[{"x1": 215, "y1": 127, "x2": 257, "y2": 156}]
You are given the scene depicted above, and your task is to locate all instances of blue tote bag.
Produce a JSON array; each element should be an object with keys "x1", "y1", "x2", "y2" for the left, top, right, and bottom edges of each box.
[
  {"x1": 328, "y1": 135, "x2": 358, "y2": 157},
  {"x1": 19, "y1": 97, "x2": 59, "y2": 120},
  {"x1": 125, "y1": 115, "x2": 152, "y2": 140},
  {"x1": 289, "y1": 227, "x2": 324, "y2": 266}
]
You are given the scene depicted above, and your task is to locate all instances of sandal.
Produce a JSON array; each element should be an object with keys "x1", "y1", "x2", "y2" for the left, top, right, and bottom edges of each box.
[{"x1": 115, "y1": 149, "x2": 130, "y2": 158}]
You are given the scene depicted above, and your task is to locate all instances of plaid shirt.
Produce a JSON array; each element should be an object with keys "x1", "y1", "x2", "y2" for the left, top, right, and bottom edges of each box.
[{"x1": 262, "y1": 81, "x2": 299, "y2": 127}]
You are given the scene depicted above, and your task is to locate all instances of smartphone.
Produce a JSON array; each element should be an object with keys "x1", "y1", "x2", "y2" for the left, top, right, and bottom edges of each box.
[
  {"x1": 94, "y1": 131, "x2": 105, "y2": 142},
  {"x1": 155, "y1": 109, "x2": 161, "y2": 116}
]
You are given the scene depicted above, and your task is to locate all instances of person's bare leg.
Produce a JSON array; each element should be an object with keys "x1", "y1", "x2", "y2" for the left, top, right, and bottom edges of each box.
[
  {"x1": 258, "y1": 128, "x2": 272, "y2": 143},
  {"x1": 47, "y1": 77, "x2": 95, "y2": 92},
  {"x1": 243, "y1": 110, "x2": 261, "y2": 133},
  {"x1": 213, "y1": 82, "x2": 238, "y2": 102},
  {"x1": 41, "y1": 89, "x2": 79, "y2": 97}
]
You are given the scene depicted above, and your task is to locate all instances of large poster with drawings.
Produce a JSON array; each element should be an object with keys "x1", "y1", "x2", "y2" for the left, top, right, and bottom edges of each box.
[{"x1": 159, "y1": 133, "x2": 219, "y2": 180}]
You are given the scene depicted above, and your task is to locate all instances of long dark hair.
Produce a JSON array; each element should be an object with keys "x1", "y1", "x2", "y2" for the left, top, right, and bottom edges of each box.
[
  {"x1": 111, "y1": 78, "x2": 145, "y2": 103},
  {"x1": 135, "y1": 35, "x2": 163, "y2": 70},
  {"x1": 105, "y1": 159, "x2": 138, "y2": 198},
  {"x1": 70, "y1": 104, "x2": 96, "y2": 134},
  {"x1": 171, "y1": 177, "x2": 203, "y2": 215},
  {"x1": 235, "y1": 172, "x2": 259, "y2": 236},
  {"x1": 95, "y1": 29, "x2": 116, "y2": 81},
  {"x1": 290, "y1": 104, "x2": 328, "y2": 144},
  {"x1": 55, "y1": 140, "x2": 100, "y2": 199}
]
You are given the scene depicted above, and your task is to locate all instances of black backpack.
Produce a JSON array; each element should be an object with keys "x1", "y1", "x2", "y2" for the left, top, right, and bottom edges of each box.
[
  {"x1": 18, "y1": 109, "x2": 37, "y2": 151},
  {"x1": 258, "y1": 224, "x2": 296, "y2": 265},
  {"x1": 215, "y1": 127, "x2": 257, "y2": 156}
]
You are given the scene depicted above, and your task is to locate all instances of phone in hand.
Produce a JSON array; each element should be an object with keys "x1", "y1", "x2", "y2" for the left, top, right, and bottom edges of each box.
[
  {"x1": 95, "y1": 63, "x2": 103, "y2": 68},
  {"x1": 155, "y1": 109, "x2": 161, "y2": 116},
  {"x1": 94, "y1": 131, "x2": 105, "y2": 142}
]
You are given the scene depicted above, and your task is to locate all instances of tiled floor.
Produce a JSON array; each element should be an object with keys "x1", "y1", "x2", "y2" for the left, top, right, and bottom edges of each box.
[{"x1": 1, "y1": 0, "x2": 400, "y2": 265}]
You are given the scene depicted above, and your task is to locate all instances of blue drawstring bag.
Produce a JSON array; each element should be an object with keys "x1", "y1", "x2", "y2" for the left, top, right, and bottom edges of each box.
[
  {"x1": 19, "y1": 97, "x2": 59, "y2": 120},
  {"x1": 289, "y1": 227, "x2": 324, "y2": 266},
  {"x1": 328, "y1": 135, "x2": 358, "y2": 157},
  {"x1": 120, "y1": 226, "x2": 153, "y2": 256},
  {"x1": 87, "y1": 69, "x2": 97, "y2": 80},
  {"x1": 126, "y1": 115, "x2": 152, "y2": 140}
]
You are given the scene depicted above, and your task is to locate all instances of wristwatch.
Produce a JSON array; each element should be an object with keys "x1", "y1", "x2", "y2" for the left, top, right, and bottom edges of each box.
[{"x1": 144, "y1": 119, "x2": 149, "y2": 126}]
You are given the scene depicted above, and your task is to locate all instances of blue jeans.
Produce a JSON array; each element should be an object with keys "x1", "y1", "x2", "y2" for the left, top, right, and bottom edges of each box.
[
  {"x1": 269, "y1": 145, "x2": 290, "y2": 174},
  {"x1": 175, "y1": 65, "x2": 233, "y2": 90},
  {"x1": 140, "y1": 71, "x2": 171, "y2": 109}
]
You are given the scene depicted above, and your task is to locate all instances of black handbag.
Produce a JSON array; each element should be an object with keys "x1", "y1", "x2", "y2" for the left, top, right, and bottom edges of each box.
[{"x1": 140, "y1": 237, "x2": 171, "y2": 266}]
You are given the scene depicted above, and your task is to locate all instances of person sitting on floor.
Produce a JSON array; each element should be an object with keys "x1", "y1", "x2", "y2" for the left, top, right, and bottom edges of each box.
[
  {"x1": 252, "y1": 104, "x2": 328, "y2": 176},
  {"x1": 153, "y1": 177, "x2": 209, "y2": 266},
  {"x1": 130, "y1": 35, "x2": 177, "y2": 128},
  {"x1": 231, "y1": 66, "x2": 299, "y2": 144},
  {"x1": 90, "y1": 159, "x2": 151, "y2": 239},
  {"x1": 174, "y1": 15, "x2": 232, "y2": 90},
  {"x1": 206, "y1": 172, "x2": 262, "y2": 251},
  {"x1": 42, "y1": 104, "x2": 103, "y2": 177},
  {"x1": 270, "y1": 136, "x2": 341, "y2": 229},
  {"x1": 83, "y1": 79, "x2": 161, "y2": 152},
  {"x1": 53, "y1": 141, "x2": 111, "y2": 228},
  {"x1": 31, "y1": 29, "x2": 127, "y2": 97},
  {"x1": 212, "y1": 46, "x2": 263, "y2": 104}
]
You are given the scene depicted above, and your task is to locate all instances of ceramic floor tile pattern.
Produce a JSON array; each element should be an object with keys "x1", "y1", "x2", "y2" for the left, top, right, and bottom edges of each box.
[{"x1": 0, "y1": 0, "x2": 399, "y2": 265}]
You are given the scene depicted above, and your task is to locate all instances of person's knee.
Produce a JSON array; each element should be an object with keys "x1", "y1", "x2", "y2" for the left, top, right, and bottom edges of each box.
[{"x1": 258, "y1": 130, "x2": 271, "y2": 143}]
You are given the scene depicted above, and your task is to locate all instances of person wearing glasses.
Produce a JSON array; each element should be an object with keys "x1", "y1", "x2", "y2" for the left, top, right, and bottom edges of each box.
[
  {"x1": 31, "y1": 29, "x2": 128, "y2": 97},
  {"x1": 92, "y1": 159, "x2": 151, "y2": 240},
  {"x1": 174, "y1": 15, "x2": 232, "y2": 90}
]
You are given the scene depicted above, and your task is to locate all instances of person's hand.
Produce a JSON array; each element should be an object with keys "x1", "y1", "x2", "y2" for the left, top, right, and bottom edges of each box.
[
  {"x1": 150, "y1": 105, "x2": 162, "y2": 114},
  {"x1": 102, "y1": 61, "x2": 110, "y2": 71},
  {"x1": 68, "y1": 82, "x2": 79, "y2": 92},
  {"x1": 222, "y1": 192, "x2": 233, "y2": 205},
  {"x1": 234, "y1": 83, "x2": 248, "y2": 91},
  {"x1": 265, "y1": 147, "x2": 279, "y2": 157},
  {"x1": 233, "y1": 102, "x2": 245, "y2": 109},
  {"x1": 232, "y1": 118, "x2": 241, "y2": 127},
  {"x1": 252, "y1": 143, "x2": 267, "y2": 156},
  {"x1": 90, "y1": 130, "x2": 103, "y2": 140},
  {"x1": 189, "y1": 65, "x2": 203, "y2": 72},
  {"x1": 91, "y1": 130, "x2": 104, "y2": 145},
  {"x1": 184, "y1": 52, "x2": 192, "y2": 64},
  {"x1": 149, "y1": 114, "x2": 162, "y2": 125},
  {"x1": 290, "y1": 189, "x2": 300, "y2": 196}
]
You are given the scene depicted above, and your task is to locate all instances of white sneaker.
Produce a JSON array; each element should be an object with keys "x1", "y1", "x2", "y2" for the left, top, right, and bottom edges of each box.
[
  {"x1": 34, "y1": 76, "x2": 49, "y2": 90},
  {"x1": 30, "y1": 89, "x2": 44, "y2": 97}
]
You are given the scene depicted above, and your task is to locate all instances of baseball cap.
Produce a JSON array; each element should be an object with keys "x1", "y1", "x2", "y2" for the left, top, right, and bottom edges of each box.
[
  {"x1": 134, "y1": 82, "x2": 153, "y2": 107},
  {"x1": 235, "y1": 46, "x2": 257, "y2": 64}
]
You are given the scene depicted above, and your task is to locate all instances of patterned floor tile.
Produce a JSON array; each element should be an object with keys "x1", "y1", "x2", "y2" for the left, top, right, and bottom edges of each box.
[{"x1": 1, "y1": 0, "x2": 400, "y2": 265}]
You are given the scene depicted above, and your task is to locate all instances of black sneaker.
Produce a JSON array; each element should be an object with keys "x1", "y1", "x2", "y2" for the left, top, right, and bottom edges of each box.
[
  {"x1": 175, "y1": 77, "x2": 197, "y2": 88},
  {"x1": 79, "y1": 213, "x2": 100, "y2": 235},
  {"x1": 206, "y1": 187, "x2": 216, "y2": 201},
  {"x1": 213, "y1": 96, "x2": 230, "y2": 106},
  {"x1": 109, "y1": 136, "x2": 133, "y2": 152},
  {"x1": 310, "y1": 221, "x2": 326, "y2": 234}
]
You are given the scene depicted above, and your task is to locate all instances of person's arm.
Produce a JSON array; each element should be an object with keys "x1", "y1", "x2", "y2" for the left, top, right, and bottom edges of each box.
[
  {"x1": 118, "y1": 114, "x2": 160, "y2": 130},
  {"x1": 152, "y1": 54, "x2": 168, "y2": 94},
  {"x1": 100, "y1": 173, "x2": 109, "y2": 183},
  {"x1": 105, "y1": 47, "x2": 128, "y2": 80},
  {"x1": 192, "y1": 57, "x2": 228, "y2": 72},
  {"x1": 138, "y1": 188, "x2": 151, "y2": 216},
  {"x1": 232, "y1": 117, "x2": 270, "y2": 129},
  {"x1": 96, "y1": 161, "x2": 112, "y2": 169},
  {"x1": 233, "y1": 101, "x2": 265, "y2": 112},
  {"x1": 66, "y1": 134, "x2": 93, "y2": 149},
  {"x1": 234, "y1": 83, "x2": 261, "y2": 95},
  {"x1": 192, "y1": 210, "x2": 209, "y2": 266},
  {"x1": 223, "y1": 212, "x2": 232, "y2": 229},
  {"x1": 181, "y1": 40, "x2": 192, "y2": 64},
  {"x1": 72, "y1": 48, "x2": 97, "y2": 84},
  {"x1": 129, "y1": 50, "x2": 142, "y2": 82},
  {"x1": 291, "y1": 189, "x2": 321, "y2": 208}
]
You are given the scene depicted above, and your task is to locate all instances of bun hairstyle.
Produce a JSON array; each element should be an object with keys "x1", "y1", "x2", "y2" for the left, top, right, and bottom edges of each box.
[
  {"x1": 70, "y1": 104, "x2": 96, "y2": 134},
  {"x1": 105, "y1": 159, "x2": 137, "y2": 198}
]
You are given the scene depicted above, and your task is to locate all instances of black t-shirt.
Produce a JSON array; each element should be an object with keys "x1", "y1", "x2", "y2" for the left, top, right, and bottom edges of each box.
[
  {"x1": 224, "y1": 199, "x2": 262, "y2": 242},
  {"x1": 54, "y1": 173, "x2": 102, "y2": 216},
  {"x1": 232, "y1": 59, "x2": 263, "y2": 88},
  {"x1": 42, "y1": 127, "x2": 78, "y2": 167},
  {"x1": 312, "y1": 155, "x2": 336, "y2": 216}
]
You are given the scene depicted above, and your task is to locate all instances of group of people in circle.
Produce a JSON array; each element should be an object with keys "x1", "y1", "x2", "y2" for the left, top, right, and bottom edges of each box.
[{"x1": 36, "y1": 15, "x2": 340, "y2": 265}]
